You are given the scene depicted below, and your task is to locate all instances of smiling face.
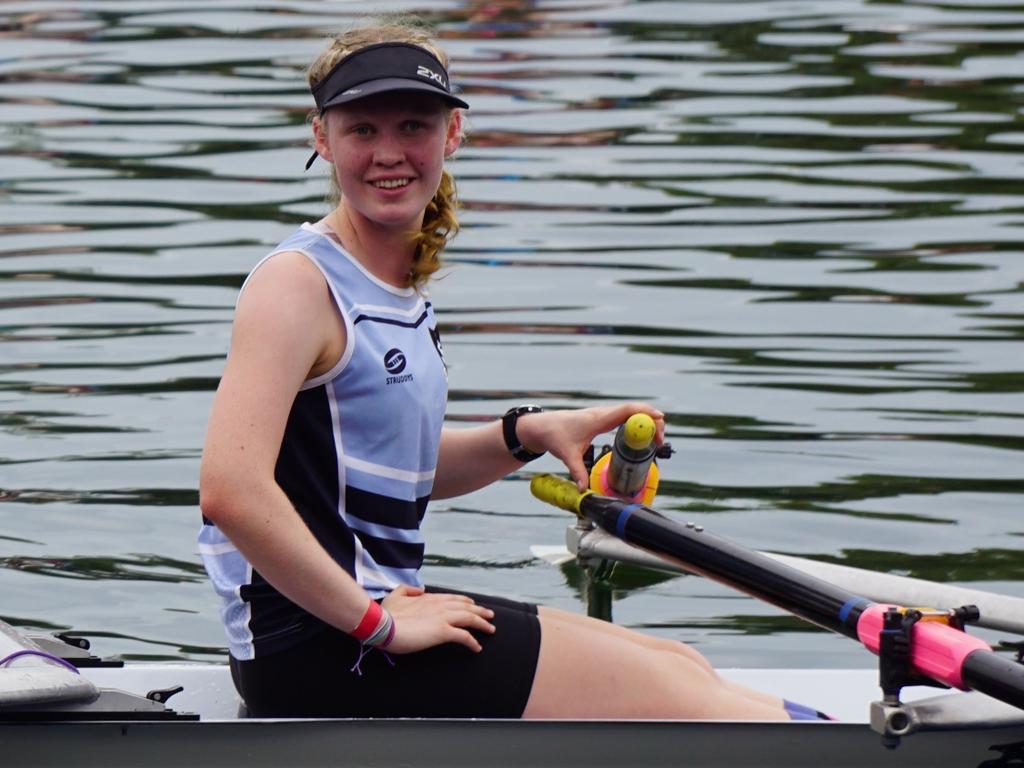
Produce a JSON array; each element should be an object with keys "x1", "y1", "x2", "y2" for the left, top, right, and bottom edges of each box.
[{"x1": 313, "y1": 92, "x2": 462, "y2": 237}]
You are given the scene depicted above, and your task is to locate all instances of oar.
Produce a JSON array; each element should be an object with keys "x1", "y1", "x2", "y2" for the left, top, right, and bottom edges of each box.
[
  {"x1": 530, "y1": 473, "x2": 1024, "y2": 711},
  {"x1": 532, "y1": 526, "x2": 1024, "y2": 635}
]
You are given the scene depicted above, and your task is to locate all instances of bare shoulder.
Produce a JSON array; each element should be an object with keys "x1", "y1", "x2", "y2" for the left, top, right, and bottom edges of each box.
[
  {"x1": 233, "y1": 250, "x2": 336, "y2": 330},
  {"x1": 229, "y1": 251, "x2": 329, "y2": 349},
  {"x1": 229, "y1": 249, "x2": 345, "y2": 380},
  {"x1": 240, "y1": 250, "x2": 328, "y2": 304}
]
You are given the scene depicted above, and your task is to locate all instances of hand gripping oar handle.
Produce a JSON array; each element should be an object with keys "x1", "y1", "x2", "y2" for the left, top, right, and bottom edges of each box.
[
  {"x1": 531, "y1": 473, "x2": 1024, "y2": 710},
  {"x1": 590, "y1": 413, "x2": 660, "y2": 502}
]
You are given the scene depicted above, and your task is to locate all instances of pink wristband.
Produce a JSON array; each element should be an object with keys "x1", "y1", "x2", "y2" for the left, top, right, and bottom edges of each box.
[{"x1": 351, "y1": 600, "x2": 383, "y2": 642}]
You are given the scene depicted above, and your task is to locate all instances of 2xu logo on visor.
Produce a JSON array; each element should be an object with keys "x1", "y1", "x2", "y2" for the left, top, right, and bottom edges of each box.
[{"x1": 416, "y1": 65, "x2": 446, "y2": 88}]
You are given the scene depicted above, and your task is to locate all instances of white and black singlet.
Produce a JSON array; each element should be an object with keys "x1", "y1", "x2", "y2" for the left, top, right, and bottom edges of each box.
[{"x1": 199, "y1": 225, "x2": 540, "y2": 717}]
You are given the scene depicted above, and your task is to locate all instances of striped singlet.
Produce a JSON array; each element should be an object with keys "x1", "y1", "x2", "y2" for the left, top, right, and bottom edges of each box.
[{"x1": 198, "y1": 224, "x2": 448, "y2": 660}]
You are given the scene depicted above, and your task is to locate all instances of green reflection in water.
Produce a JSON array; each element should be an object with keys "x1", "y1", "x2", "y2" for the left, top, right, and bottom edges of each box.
[
  {"x1": 0, "y1": 488, "x2": 199, "y2": 506},
  {"x1": 0, "y1": 553, "x2": 205, "y2": 582},
  {"x1": 657, "y1": 475, "x2": 1024, "y2": 509},
  {"x1": 824, "y1": 548, "x2": 1024, "y2": 583},
  {"x1": 658, "y1": 614, "x2": 827, "y2": 636}
]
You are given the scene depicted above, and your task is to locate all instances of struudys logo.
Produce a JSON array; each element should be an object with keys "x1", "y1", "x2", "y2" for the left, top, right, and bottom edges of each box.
[{"x1": 384, "y1": 348, "x2": 413, "y2": 385}]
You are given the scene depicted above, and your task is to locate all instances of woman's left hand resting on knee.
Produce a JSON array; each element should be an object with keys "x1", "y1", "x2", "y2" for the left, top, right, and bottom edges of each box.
[{"x1": 381, "y1": 585, "x2": 496, "y2": 654}]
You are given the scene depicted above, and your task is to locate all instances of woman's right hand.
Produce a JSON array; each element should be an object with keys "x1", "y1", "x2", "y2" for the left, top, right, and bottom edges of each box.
[{"x1": 380, "y1": 585, "x2": 496, "y2": 654}]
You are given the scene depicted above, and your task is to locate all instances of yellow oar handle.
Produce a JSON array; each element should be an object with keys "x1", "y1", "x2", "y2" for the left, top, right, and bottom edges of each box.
[
  {"x1": 621, "y1": 413, "x2": 657, "y2": 450},
  {"x1": 530, "y1": 473, "x2": 592, "y2": 516}
]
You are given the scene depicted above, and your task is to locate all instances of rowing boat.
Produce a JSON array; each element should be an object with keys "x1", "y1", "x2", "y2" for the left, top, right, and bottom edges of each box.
[
  {"x1": 3, "y1": 636, "x2": 1024, "y2": 768},
  {"x1": 4, "y1": 604, "x2": 1024, "y2": 766},
  {"x1": 5, "y1": 476, "x2": 1024, "y2": 768}
]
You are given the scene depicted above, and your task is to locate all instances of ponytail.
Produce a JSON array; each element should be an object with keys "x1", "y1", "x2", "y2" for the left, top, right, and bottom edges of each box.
[{"x1": 410, "y1": 168, "x2": 459, "y2": 287}]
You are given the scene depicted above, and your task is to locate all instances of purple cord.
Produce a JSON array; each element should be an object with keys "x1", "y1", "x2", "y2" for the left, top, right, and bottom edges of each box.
[
  {"x1": 349, "y1": 646, "x2": 396, "y2": 677},
  {"x1": 0, "y1": 649, "x2": 80, "y2": 675},
  {"x1": 350, "y1": 645, "x2": 370, "y2": 676}
]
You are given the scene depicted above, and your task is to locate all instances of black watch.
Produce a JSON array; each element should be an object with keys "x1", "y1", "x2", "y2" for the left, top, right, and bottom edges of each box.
[{"x1": 502, "y1": 405, "x2": 546, "y2": 463}]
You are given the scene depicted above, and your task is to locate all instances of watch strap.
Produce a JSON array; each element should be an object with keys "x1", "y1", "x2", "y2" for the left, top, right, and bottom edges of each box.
[{"x1": 502, "y1": 405, "x2": 546, "y2": 462}]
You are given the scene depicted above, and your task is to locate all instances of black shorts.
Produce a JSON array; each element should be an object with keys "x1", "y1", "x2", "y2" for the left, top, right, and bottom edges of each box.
[{"x1": 230, "y1": 587, "x2": 541, "y2": 718}]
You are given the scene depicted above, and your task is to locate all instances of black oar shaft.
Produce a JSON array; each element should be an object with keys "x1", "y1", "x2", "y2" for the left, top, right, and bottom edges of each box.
[
  {"x1": 579, "y1": 493, "x2": 868, "y2": 639},
  {"x1": 962, "y1": 651, "x2": 1024, "y2": 710}
]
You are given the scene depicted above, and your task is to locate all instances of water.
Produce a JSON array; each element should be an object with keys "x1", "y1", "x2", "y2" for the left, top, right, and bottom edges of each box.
[{"x1": 1, "y1": 1, "x2": 1022, "y2": 673}]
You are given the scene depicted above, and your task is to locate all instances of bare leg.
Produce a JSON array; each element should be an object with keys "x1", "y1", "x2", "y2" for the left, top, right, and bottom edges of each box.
[
  {"x1": 537, "y1": 606, "x2": 786, "y2": 708},
  {"x1": 523, "y1": 610, "x2": 788, "y2": 720}
]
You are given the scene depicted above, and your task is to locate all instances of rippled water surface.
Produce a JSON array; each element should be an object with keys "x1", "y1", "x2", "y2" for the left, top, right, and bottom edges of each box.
[{"x1": 2, "y1": 1, "x2": 1022, "y2": 669}]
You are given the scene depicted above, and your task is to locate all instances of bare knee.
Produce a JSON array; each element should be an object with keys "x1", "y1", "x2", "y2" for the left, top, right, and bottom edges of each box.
[
  {"x1": 523, "y1": 615, "x2": 757, "y2": 719},
  {"x1": 538, "y1": 605, "x2": 717, "y2": 677},
  {"x1": 639, "y1": 633, "x2": 717, "y2": 675}
]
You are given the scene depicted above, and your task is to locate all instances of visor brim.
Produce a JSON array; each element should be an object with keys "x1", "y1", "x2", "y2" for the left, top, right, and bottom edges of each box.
[{"x1": 319, "y1": 77, "x2": 469, "y2": 111}]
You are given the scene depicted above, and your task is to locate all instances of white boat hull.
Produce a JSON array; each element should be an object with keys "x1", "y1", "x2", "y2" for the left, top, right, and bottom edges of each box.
[
  {"x1": 82, "y1": 663, "x2": 947, "y2": 723},
  {"x1": 5, "y1": 664, "x2": 1024, "y2": 768}
]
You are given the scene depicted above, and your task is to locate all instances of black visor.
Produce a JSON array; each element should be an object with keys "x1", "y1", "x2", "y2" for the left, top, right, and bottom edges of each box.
[{"x1": 312, "y1": 42, "x2": 469, "y2": 112}]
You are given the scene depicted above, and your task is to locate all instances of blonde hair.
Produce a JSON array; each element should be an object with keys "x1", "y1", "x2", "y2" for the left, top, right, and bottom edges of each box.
[{"x1": 307, "y1": 21, "x2": 462, "y2": 288}]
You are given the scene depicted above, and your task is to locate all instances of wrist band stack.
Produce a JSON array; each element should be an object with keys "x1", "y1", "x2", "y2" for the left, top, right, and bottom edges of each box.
[{"x1": 352, "y1": 600, "x2": 396, "y2": 648}]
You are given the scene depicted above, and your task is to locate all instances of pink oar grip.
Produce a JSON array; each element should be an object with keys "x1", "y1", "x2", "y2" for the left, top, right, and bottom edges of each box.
[{"x1": 857, "y1": 603, "x2": 991, "y2": 690}]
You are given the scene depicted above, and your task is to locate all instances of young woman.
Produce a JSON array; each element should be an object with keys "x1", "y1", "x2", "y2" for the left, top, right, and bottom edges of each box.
[{"x1": 198, "y1": 21, "x2": 821, "y2": 721}]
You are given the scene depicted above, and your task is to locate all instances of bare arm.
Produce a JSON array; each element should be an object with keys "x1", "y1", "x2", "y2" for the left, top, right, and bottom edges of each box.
[
  {"x1": 200, "y1": 253, "x2": 370, "y2": 631},
  {"x1": 200, "y1": 252, "x2": 492, "y2": 653},
  {"x1": 432, "y1": 403, "x2": 665, "y2": 499}
]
